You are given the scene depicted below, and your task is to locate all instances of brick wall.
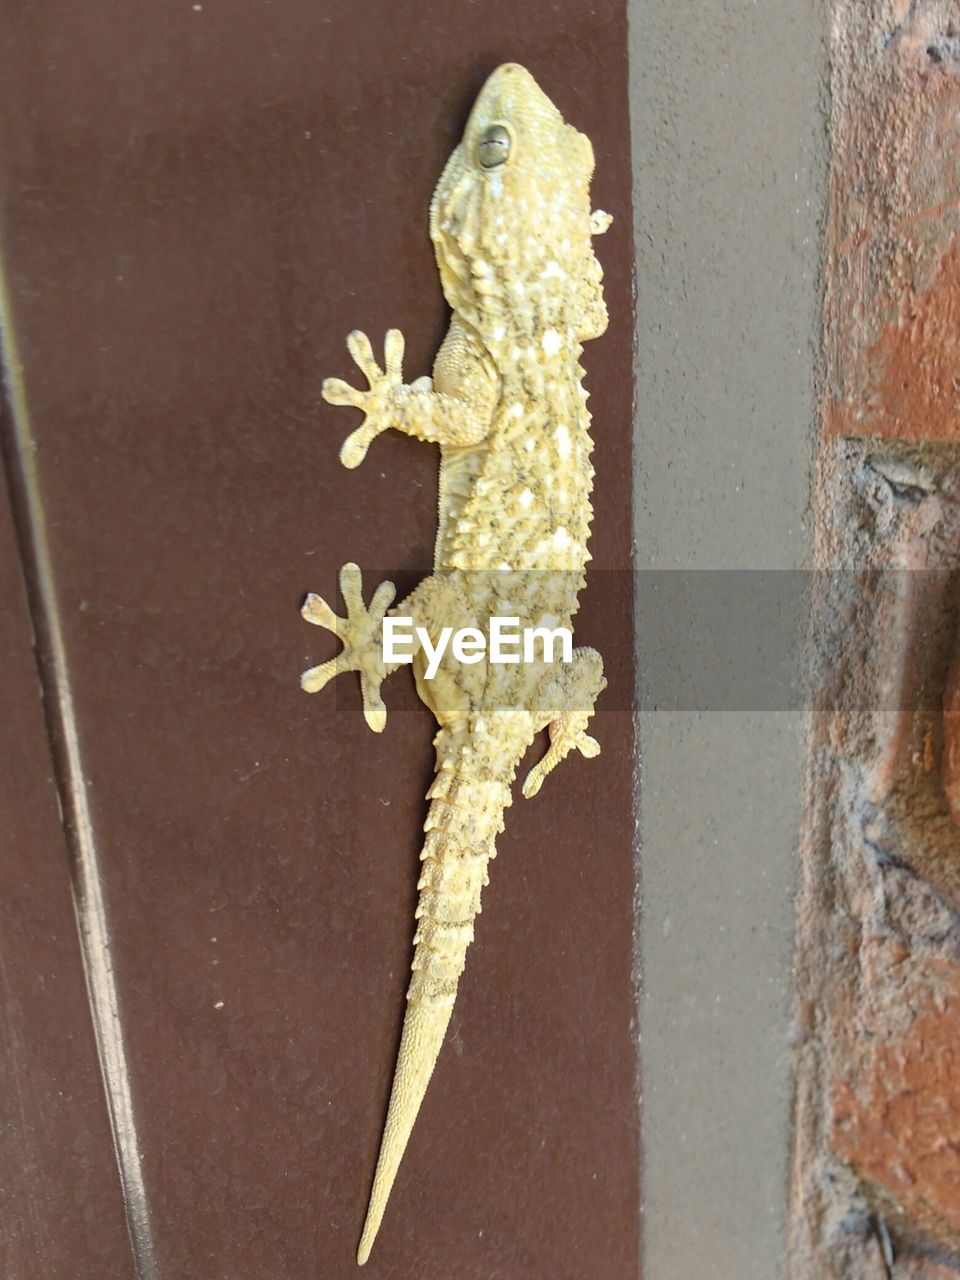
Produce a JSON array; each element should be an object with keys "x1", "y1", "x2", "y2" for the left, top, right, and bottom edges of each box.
[{"x1": 791, "y1": 2, "x2": 960, "y2": 1274}]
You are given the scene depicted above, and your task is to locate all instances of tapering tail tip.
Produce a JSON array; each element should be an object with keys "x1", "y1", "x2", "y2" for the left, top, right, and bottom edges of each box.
[{"x1": 355, "y1": 995, "x2": 455, "y2": 1266}]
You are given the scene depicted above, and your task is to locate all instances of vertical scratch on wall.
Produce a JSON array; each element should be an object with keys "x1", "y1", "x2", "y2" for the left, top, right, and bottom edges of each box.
[{"x1": 0, "y1": 253, "x2": 158, "y2": 1280}]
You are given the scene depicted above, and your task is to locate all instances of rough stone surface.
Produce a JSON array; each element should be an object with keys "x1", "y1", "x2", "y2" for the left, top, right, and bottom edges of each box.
[
  {"x1": 824, "y1": 0, "x2": 960, "y2": 440},
  {"x1": 792, "y1": 448, "x2": 960, "y2": 1275},
  {"x1": 942, "y1": 644, "x2": 960, "y2": 823},
  {"x1": 833, "y1": 981, "x2": 960, "y2": 1244},
  {"x1": 791, "y1": 3, "x2": 960, "y2": 1273}
]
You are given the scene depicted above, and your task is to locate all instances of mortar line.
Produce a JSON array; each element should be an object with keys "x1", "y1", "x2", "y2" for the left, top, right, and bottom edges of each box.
[{"x1": 0, "y1": 253, "x2": 158, "y2": 1280}]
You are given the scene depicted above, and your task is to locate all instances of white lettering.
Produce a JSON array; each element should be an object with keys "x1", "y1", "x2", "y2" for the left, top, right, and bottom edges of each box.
[
  {"x1": 489, "y1": 616, "x2": 521, "y2": 664},
  {"x1": 381, "y1": 616, "x2": 575, "y2": 678},
  {"x1": 382, "y1": 616, "x2": 415, "y2": 664},
  {"x1": 420, "y1": 627, "x2": 453, "y2": 680},
  {"x1": 523, "y1": 626, "x2": 573, "y2": 664},
  {"x1": 452, "y1": 627, "x2": 486, "y2": 664}
]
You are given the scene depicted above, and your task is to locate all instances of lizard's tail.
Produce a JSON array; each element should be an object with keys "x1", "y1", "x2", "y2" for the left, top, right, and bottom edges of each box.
[{"x1": 356, "y1": 742, "x2": 511, "y2": 1265}]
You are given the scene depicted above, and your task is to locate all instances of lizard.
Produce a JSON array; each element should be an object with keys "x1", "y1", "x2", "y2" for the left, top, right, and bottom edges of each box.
[{"x1": 300, "y1": 62, "x2": 612, "y2": 1266}]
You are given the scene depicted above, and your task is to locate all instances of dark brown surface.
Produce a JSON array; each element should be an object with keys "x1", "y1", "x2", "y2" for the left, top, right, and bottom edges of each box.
[
  {"x1": 0, "y1": 459, "x2": 135, "y2": 1279},
  {"x1": 0, "y1": 4, "x2": 638, "y2": 1277}
]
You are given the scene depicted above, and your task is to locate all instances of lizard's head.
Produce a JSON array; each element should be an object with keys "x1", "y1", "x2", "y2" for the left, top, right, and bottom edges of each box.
[{"x1": 430, "y1": 63, "x2": 611, "y2": 343}]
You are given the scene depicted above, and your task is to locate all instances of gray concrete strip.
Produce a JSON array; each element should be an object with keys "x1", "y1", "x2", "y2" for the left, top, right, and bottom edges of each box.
[{"x1": 629, "y1": 0, "x2": 828, "y2": 1274}]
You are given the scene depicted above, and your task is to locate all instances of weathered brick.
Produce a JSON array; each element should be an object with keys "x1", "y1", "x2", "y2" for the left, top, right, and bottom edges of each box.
[
  {"x1": 831, "y1": 976, "x2": 960, "y2": 1248},
  {"x1": 792, "y1": 439, "x2": 960, "y2": 1272},
  {"x1": 942, "y1": 624, "x2": 960, "y2": 824},
  {"x1": 823, "y1": 1, "x2": 960, "y2": 440},
  {"x1": 793, "y1": 10, "x2": 960, "y2": 1270}
]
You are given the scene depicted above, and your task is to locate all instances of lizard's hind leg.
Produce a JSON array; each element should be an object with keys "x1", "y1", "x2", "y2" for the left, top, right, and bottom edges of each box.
[
  {"x1": 301, "y1": 562, "x2": 396, "y2": 732},
  {"x1": 522, "y1": 647, "x2": 606, "y2": 799}
]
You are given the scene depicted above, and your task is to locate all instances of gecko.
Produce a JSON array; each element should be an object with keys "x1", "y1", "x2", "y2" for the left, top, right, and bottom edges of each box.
[{"x1": 300, "y1": 62, "x2": 612, "y2": 1265}]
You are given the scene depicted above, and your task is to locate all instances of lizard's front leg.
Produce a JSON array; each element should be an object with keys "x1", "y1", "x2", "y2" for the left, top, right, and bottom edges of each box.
[
  {"x1": 322, "y1": 319, "x2": 497, "y2": 468},
  {"x1": 301, "y1": 562, "x2": 398, "y2": 732},
  {"x1": 301, "y1": 567, "x2": 483, "y2": 732},
  {"x1": 522, "y1": 647, "x2": 606, "y2": 799}
]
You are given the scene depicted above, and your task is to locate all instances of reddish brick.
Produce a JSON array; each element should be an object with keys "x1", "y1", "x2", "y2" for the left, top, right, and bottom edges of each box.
[
  {"x1": 942, "y1": 625, "x2": 960, "y2": 824},
  {"x1": 823, "y1": 2, "x2": 960, "y2": 440},
  {"x1": 898, "y1": 1262, "x2": 960, "y2": 1279},
  {"x1": 832, "y1": 983, "x2": 960, "y2": 1247},
  {"x1": 792, "y1": 5, "x2": 960, "y2": 1277},
  {"x1": 840, "y1": 248, "x2": 960, "y2": 441}
]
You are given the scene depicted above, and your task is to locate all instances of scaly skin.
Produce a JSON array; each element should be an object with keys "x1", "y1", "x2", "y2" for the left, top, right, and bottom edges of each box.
[{"x1": 301, "y1": 63, "x2": 611, "y2": 1265}]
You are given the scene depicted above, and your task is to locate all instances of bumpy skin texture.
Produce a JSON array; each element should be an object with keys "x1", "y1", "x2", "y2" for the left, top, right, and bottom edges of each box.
[{"x1": 301, "y1": 63, "x2": 611, "y2": 1265}]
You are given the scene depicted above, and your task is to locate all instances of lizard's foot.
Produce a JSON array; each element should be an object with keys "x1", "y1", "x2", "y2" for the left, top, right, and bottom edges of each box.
[
  {"x1": 521, "y1": 648, "x2": 605, "y2": 799},
  {"x1": 521, "y1": 711, "x2": 601, "y2": 799},
  {"x1": 322, "y1": 329, "x2": 409, "y2": 470},
  {"x1": 300, "y1": 562, "x2": 396, "y2": 732}
]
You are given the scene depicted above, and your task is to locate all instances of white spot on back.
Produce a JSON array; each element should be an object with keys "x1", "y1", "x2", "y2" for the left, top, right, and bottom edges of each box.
[
  {"x1": 555, "y1": 424, "x2": 572, "y2": 460},
  {"x1": 541, "y1": 330, "x2": 562, "y2": 356}
]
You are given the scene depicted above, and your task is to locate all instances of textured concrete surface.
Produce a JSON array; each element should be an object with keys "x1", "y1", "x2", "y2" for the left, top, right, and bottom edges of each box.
[{"x1": 629, "y1": 0, "x2": 827, "y2": 1275}]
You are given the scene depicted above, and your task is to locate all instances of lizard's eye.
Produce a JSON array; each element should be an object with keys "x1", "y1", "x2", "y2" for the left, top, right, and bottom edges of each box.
[{"x1": 477, "y1": 124, "x2": 511, "y2": 169}]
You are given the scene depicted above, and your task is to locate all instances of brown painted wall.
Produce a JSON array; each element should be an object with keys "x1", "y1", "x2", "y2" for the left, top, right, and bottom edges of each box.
[
  {"x1": 0, "y1": 460, "x2": 135, "y2": 1279},
  {"x1": 0, "y1": 3, "x2": 639, "y2": 1278}
]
